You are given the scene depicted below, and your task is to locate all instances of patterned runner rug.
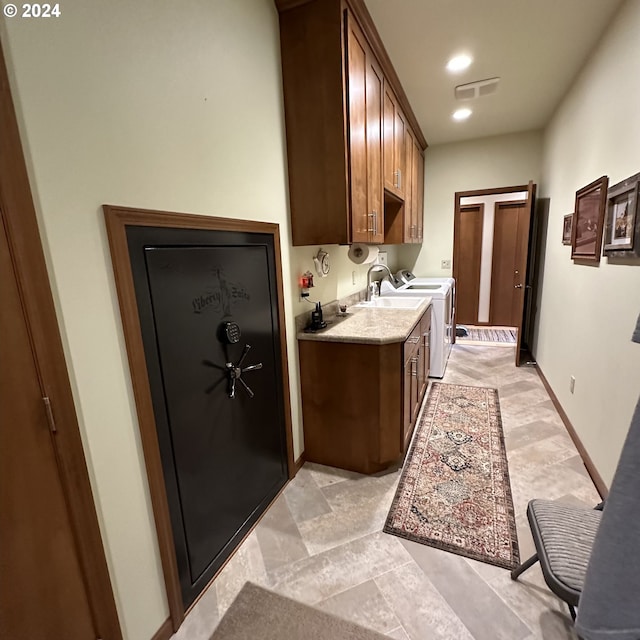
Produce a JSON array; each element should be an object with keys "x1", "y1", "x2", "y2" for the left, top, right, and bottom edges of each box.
[
  {"x1": 384, "y1": 382, "x2": 519, "y2": 569},
  {"x1": 457, "y1": 327, "x2": 517, "y2": 343}
]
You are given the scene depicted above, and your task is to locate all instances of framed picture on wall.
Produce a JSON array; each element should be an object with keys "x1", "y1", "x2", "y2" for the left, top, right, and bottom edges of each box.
[
  {"x1": 571, "y1": 176, "x2": 608, "y2": 263},
  {"x1": 562, "y1": 214, "x2": 573, "y2": 245},
  {"x1": 603, "y1": 172, "x2": 640, "y2": 256}
]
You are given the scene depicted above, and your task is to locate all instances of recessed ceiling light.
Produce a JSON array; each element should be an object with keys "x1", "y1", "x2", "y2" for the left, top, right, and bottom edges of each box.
[
  {"x1": 453, "y1": 108, "x2": 472, "y2": 121},
  {"x1": 447, "y1": 54, "x2": 473, "y2": 73}
]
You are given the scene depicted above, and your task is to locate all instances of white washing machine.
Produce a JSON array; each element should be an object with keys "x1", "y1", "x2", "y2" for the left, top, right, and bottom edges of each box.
[{"x1": 379, "y1": 273, "x2": 455, "y2": 378}]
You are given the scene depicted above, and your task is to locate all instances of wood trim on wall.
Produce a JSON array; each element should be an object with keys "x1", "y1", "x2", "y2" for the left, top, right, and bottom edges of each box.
[
  {"x1": 0, "y1": 40, "x2": 122, "y2": 640},
  {"x1": 536, "y1": 366, "x2": 609, "y2": 499},
  {"x1": 294, "y1": 452, "x2": 306, "y2": 474},
  {"x1": 103, "y1": 206, "x2": 296, "y2": 632},
  {"x1": 456, "y1": 184, "x2": 531, "y2": 200}
]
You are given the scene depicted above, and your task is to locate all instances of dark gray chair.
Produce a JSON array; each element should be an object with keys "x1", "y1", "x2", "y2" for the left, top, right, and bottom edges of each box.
[{"x1": 510, "y1": 499, "x2": 604, "y2": 620}]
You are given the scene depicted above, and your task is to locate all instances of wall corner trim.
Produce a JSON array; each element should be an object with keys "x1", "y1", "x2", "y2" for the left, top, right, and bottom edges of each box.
[
  {"x1": 536, "y1": 366, "x2": 609, "y2": 499},
  {"x1": 293, "y1": 452, "x2": 305, "y2": 476}
]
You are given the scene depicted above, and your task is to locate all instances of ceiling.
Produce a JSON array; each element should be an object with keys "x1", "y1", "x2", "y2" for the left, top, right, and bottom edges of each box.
[{"x1": 364, "y1": 0, "x2": 625, "y2": 146}]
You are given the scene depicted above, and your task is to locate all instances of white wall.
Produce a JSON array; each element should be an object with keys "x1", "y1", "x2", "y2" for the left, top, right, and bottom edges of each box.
[
  {"x1": 400, "y1": 131, "x2": 542, "y2": 275},
  {"x1": 1, "y1": 1, "x2": 296, "y2": 638},
  {"x1": 288, "y1": 244, "x2": 400, "y2": 320},
  {"x1": 535, "y1": 0, "x2": 640, "y2": 485}
]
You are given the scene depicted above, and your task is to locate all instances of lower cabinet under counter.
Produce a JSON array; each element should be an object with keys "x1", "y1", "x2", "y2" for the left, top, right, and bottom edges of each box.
[{"x1": 298, "y1": 312, "x2": 430, "y2": 474}]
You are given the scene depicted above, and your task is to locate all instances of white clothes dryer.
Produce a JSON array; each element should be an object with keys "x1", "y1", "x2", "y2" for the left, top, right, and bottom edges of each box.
[{"x1": 380, "y1": 275, "x2": 455, "y2": 378}]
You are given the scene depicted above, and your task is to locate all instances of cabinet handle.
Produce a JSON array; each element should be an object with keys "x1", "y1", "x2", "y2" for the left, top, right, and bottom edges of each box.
[
  {"x1": 411, "y1": 357, "x2": 418, "y2": 377},
  {"x1": 368, "y1": 212, "x2": 375, "y2": 233},
  {"x1": 393, "y1": 170, "x2": 398, "y2": 188},
  {"x1": 398, "y1": 168, "x2": 402, "y2": 190},
  {"x1": 372, "y1": 210, "x2": 378, "y2": 237}
]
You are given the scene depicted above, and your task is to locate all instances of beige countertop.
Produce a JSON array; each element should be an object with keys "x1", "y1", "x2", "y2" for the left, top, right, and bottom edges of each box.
[{"x1": 297, "y1": 297, "x2": 432, "y2": 345}]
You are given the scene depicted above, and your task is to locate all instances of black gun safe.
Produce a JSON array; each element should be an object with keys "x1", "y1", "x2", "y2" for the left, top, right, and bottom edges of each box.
[{"x1": 104, "y1": 206, "x2": 293, "y2": 623}]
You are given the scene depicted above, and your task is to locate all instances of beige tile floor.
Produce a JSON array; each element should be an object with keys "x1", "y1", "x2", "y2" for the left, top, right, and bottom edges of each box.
[{"x1": 171, "y1": 344, "x2": 601, "y2": 640}]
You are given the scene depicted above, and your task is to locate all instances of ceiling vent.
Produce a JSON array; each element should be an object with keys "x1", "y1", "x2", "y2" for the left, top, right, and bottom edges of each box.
[{"x1": 455, "y1": 77, "x2": 500, "y2": 100}]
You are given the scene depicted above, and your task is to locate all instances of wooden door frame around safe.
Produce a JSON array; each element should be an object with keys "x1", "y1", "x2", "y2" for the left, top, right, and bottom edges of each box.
[
  {"x1": 0, "y1": 40, "x2": 122, "y2": 640},
  {"x1": 103, "y1": 205, "x2": 296, "y2": 633}
]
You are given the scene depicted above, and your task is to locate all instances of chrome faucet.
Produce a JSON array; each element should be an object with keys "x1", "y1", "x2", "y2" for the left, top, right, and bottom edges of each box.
[{"x1": 366, "y1": 264, "x2": 394, "y2": 301}]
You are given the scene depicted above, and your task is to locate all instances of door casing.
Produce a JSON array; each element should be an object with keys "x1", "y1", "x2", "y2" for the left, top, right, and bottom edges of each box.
[{"x1": 453, "y1": 182, "x2": 536, "y2": 366}]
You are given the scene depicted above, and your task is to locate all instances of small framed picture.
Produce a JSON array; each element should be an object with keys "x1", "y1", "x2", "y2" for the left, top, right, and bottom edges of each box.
[
  {"x1": 562, "y1": 214, "x2": 573, "y2": 245},
  {"x1": 571, "y1": 176, "x2": 608, "y2": 263},
  {"x1": 603, "y1": 172, "x2": 639, "y2": 255}
]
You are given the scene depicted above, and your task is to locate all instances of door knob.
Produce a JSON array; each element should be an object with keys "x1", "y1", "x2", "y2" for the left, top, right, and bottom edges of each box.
[{"x1": 514, "y1": 284, "x2": 523, "y2": 289}]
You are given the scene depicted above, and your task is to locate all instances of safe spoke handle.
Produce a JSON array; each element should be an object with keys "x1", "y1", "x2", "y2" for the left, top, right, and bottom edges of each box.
[{"x1": 224, "y1": 345, "x2": 262, "y2": 399}]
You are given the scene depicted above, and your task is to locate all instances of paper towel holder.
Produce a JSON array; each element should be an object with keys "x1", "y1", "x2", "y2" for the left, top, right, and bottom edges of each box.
[{"x1": 313, "y1": 248, "x2": 330, "y2": 277}]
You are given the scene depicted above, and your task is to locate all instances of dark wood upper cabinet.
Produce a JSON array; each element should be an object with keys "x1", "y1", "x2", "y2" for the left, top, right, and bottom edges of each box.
[
  {"x1": 346, "y1": 13, "x2": 384, "y2": 243},
  {"x1": 277, "y1": 0, "x2": 426, "y2": 246},
  {"x1": 416, "y1": 143, "x2": 425, "y2": 242},
  {"x1": 383, "y1": 84, "x2": 406, "y2": 200}
]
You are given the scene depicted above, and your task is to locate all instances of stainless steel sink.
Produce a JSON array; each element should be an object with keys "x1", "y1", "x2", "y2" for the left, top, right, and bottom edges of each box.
[{"x1": 355, "y1": 297, "x2": 426, "y2": 310}]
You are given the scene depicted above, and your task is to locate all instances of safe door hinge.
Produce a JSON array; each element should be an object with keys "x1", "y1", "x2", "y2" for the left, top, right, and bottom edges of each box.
[{"x1": 42, "y1": 396, "x2": 57, "y2": 434}]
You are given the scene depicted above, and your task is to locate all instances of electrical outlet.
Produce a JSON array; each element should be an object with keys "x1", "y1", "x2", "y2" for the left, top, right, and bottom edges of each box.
[
  {"x1": 441, "y1": 259, "x2": 451, "y2": 269},
  {"x1": 352, "y1": 270, "x2": 356, "y2": 285},
  {"x1": 570, "y1": 375, "x2": 575, "y2": 394}
]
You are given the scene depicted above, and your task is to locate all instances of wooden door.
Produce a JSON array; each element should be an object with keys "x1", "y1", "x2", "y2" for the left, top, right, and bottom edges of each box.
[
  {"x1": 403, "y1": 128, "x2": 414, "y2": 242},
  {"x1": 411, "y1": 139, "x2": 420, "y2": 243},
  {"x1": 346, "y1": 13, "x2": 368, "y2": 243},
  {"x1": 403, "y1": 355, "x2": 412, "y2": 450},
  {"x1": 382, "y1": 85, "x2": 405, "y2": 199},
  {"x1": 453, "y1": 204, "x2": 484, "y2": 325},
  {"x1": 394, "y1": 107, "x2": 406, "y2": 198},
  {"x1": 490, "y1": 201, "x2": 529, "y2": 326},
  {"x1": 420, "y1": 312, "x2": 431, "y2": 386},
  {"x1": 366, "y1": 55, "x2": 384, "y2": 243},
  {"x1": 383, "y1": 86, "x2": 396, "y2": 193},
  {"x1": 416, "y1": 146, "x2": 424, "y2": 242},
  {"x1": 346, "y1": 12, "x2": 383, "y2": 243},
  {"x1": 0, "y1": 214, "x2": 95, "y2": 640}
]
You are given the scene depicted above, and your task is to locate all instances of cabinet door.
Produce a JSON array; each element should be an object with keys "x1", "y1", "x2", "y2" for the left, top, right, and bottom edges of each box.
[
  {"x1": 416, "y1": 143, "x2": 424, "y2": 242},
  {"x1": 346, "y1": 15, "x2": 369, "y2": 243},
  {"x1": 394, "y1": 107, "x2": 406, "y2": 198},
  {"x1": 382, "y1": 85, "x2": 405, "y2": 200},
  {"x1": 383, "y1": 87, "x2": 396, "y2": 193},
  {"x1": 416, "y1": 343, "x2": 425, "y2": 405},
  {"x1": 410, "y1": 354, "x2": 420, "y2": 424},
  {"x1": 346, "y1": 13, "x2": 383, "y2": 244},
  {"x1": 366, "y1": 56, "x2": 384, "y2": 243},
  {"x1": 403, "y1": 128, "x2": 415, "y2": 242},
  {"x1": 403, "y1": 354, "x2": 413, "y2": 450},
  {"x1": 410, "y1": 138, "x2": 419, "y2": 244},
  {"x1": 420, "y1": 311, "x2": 431, "y2": 392}
]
